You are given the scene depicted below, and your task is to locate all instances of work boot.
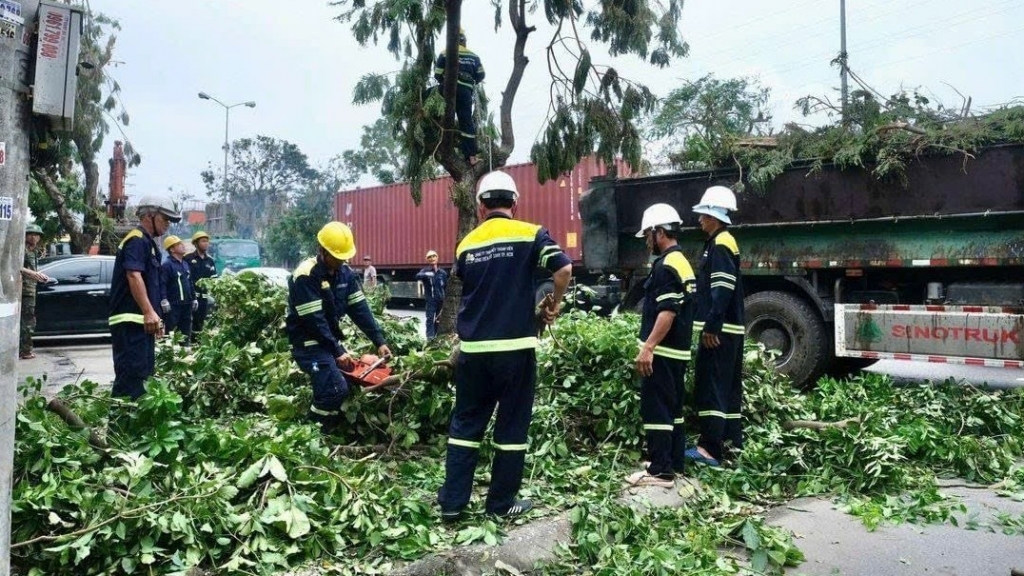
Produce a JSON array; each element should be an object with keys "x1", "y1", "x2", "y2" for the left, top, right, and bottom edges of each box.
[{"x1": 440, "y1": 509, "x2": 465, "y2": 524}]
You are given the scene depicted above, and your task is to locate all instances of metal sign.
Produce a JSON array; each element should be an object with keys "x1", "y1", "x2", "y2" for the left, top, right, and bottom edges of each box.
[
  {"x1": 0, "y1": 196, "x2": 13, "y2": 221},
  {"x1": 0, "y1": 0, "x2": 22, "y2": 25}
]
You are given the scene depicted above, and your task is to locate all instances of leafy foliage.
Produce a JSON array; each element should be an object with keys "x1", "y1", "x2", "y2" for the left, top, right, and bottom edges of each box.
[
  {"x1": 11, "y1": 281, "x2": 1024, "y2": 574},
  {"x1": 662, "y1": 80, "x2": 1024, "y2": 193}
]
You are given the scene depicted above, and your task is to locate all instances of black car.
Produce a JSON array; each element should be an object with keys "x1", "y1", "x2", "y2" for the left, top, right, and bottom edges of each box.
[{"x1": 34, "y1": 255, "x2": 115, "y2": 336}]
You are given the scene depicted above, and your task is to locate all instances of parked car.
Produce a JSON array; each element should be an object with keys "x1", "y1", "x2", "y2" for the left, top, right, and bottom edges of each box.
[
  {"x1": 236, "y1": 267, "x2": 291, "y2": 288},
  {"x1": 34, "y1": 256, "x2": 115, "y2": 337}
]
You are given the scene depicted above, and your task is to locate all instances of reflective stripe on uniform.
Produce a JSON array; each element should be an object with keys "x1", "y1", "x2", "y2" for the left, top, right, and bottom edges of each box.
[
  {"x1": 303, "y1": 340, "x2": 318, "y2": 347},
  {"x1": 710, "y1": 281, "x2": 735, "y2": 290},
  {"x1": 295, "y1": 300, "x2": 322, "y2": 316},
  {"x1": 674, "y1": 418, "x2": 685, "y2": 425},
  {"x1": 655, "y1": 292, "x2": 684, "y2": 302},
  {"x1": 699, "y1": 410, "x2": 727, "y2": 419},
  {"x1": 539, "y1": 245, "x2": 563, "y2": 268},
  {"x1": 693, "y1": 321, "x2": 705, "y2": 330},
  {"x1": 721, "y1": 323, "x2": 746, "y2": 335},
  {"x1": 177, "y1": 275, "x2": 185, "y2": 301},
  {"x1": 448, "y1": 438, "x2": 481, "y2": 449},
  {"x1": 637, "y1": 340, "x2": 692, "y2": 361},
  {"x1": 643, "y1": 423, "x2": 674, "y2": 431},
  {"x1": 494, "y1": 443, "x2": 528, "y2": 451},
  {"x1": 310, "y1": 405, "x2": 340, "y2": 416},
  {"x1": 710, "y1": 272, "x2": 736, "y2": 282},
  {"x1": 725, "y1": 413, "x2": 742, "y2": 420},
  {"x1": 460, "y1": 336, "x2": 538, "y2": 353},
  {"x1": 348, "y1": 291, "x2": 366, "y2": 305},
  {"x1": 109, "y1": 313, "x2": 144, "y2": 325}
]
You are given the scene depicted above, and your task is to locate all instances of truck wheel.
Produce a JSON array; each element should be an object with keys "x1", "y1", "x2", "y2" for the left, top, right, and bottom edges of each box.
[{"x1": 744, "y1": 291, "x2": 830, "y2": 390}]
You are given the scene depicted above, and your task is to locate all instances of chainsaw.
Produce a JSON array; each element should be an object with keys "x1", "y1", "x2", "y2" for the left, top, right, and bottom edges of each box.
[{"x1": 341, "y1": 354, "x2": 394, "y2": 388}]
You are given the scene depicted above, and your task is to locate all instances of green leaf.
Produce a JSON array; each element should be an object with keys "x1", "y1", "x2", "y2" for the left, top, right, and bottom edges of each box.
[
  {"x1": 267, "y1": 456, "x2": 289, "y2": 482},
  {"x1": 573, "y1": 50, "x2": 591, "y2": 96}
]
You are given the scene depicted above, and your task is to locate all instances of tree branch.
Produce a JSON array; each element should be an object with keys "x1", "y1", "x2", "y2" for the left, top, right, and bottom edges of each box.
[{"x1": 499, "y1": 0, "x2": 534, "y2": 158}]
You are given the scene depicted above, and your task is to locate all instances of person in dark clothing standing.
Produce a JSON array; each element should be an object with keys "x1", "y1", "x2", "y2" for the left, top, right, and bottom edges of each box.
[
  {"x1": 20, "y1": 224, "x2": 50, "y2": 359},
  {"x1": 109, "y1": 197, "x2": 180, "y2": 399},
  {"x1": 626, "y1": 204, "x2": 696, "y2": 488},
  {"x1": 286, "y1": 222, "x2": 359, "y2": 434},
  {"x1": 160, "y1": 235, "x2": 196, "y2": 342},
  {"x1": 185, "y1": 231, "x2": 217, "y2": 343},
  {"x1": 416, "y1": 249, "x2": 448, "y2": 339},
  {"x1": 438, "y1": 171, "x2": 572, "y2": 522},
  {"x1": 434, "y1": 28, "x2": 486, "y2": 164},
  {"x1": 687, "y1": 186, "x2": 745, "y2": 467}
]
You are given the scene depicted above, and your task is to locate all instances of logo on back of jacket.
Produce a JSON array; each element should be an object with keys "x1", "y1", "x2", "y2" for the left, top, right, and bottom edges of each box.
[{"x1": 465, "y1": 246, "x2": 513, "y2": 266}]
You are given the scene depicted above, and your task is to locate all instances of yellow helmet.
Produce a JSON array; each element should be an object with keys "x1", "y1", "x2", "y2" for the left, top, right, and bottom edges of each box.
[
  {"x1": 317, "y1": 222, "x2": 357, "y2": 261},
  {"x1": 163, "y1": 235, "x2": 183, "y2": 251},
  {"x1": 191, "y1": 230, "x2": 210, "y2": 243}
]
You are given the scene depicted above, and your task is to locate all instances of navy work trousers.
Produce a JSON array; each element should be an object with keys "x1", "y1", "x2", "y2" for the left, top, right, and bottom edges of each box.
[
  {"x1": 111, "y1": 322, "x2": 156, "y2": 400},
  {"x1": 694, "y1": 334, "x2": 744, "y2": 460},
  {"x1": 425, "y1": 298, "x2": 443, "y2": 339},
  {"x1": 438, "y1": 349, "x2": 536, "y2": 515},
  {"x1": 641, "y1": 355, "x2": 688, "y2": 477},
  {"x1": 191, "y1": 296, "x2": 209, "y2": 343},
  {"x1": 164, "y1": 303, "x2": 192, "y2": 341},
  {"x1": 292, "y1": 346, "x2": 351, "y2": 434},
  {"x1": 455, "y1": 85, "x2": 478, "y2": 158}
]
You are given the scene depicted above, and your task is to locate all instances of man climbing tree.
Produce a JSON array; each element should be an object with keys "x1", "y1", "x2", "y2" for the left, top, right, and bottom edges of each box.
[
  {"x1": 434, "y1": 27, "x2": 485, "y2": 165},
  {"x1": 333, "y1": 0, "x2": 687, "y2": 335}
]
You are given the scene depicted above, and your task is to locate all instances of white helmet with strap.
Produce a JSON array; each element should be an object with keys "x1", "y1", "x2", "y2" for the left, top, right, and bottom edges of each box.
[
  {"x1": 476, "y1": 171, "x2": 519, "y2": 203},
  {"x1": 135, "y1": 196, "x2": 182, "y2": 223},
  {"x1": 692, "y1": 185, "x2": 737, "y2": 225},
  {"x1": 635, "y1": 203, "x2": 683, "y2": 238}
]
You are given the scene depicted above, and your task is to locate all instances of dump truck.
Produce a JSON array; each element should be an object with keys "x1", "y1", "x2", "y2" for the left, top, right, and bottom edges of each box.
[{"x1": 580, "y1": 144, "x2": 1024, "y2": 388}]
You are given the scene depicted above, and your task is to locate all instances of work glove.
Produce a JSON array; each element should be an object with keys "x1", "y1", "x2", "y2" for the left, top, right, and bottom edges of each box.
[
  {"x1": 160, "y1": 299, "x2": 171, "y2": 314},
  {"x1": 192, "y1": 299, "x2": 199, "y2": 312}
]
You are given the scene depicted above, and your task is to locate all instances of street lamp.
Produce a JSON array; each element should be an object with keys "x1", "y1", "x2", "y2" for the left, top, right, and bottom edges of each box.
[{"x1": 197, "y1": 91, "x2": 256, "y2": 202}]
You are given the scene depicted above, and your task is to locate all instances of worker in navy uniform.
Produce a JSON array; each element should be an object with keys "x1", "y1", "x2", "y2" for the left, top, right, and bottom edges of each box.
[
  {"x1": 626, "y1": 204, "x2": 697, "y2": 488},
  {"x1": 333, "y1": 261, "x2": 392, "y2": 359},
  {"x1": 687, "y1": 186, "x2": 745, "y2": 467},
  {"x1": 434, "y1": 27, "x2": 486, "y2": 165},
  {"x1": 438, "y1": 171, "x2": 572, "y2": 522},
  {"x1": 287, "y1": 222, "x2": 360, "y2": 434},
  {"x1": 109, "y1": 197, "x2": 180, "y2": 399},
  {"x1": 185, "y1": 231, "x2": 217, "y2": 343},
  {"x1": 159, "y1": 235, "x2": 197, "y2": 342},
  {"x1": 416, "y1": 249, "x2": 448, "y2": 339}
]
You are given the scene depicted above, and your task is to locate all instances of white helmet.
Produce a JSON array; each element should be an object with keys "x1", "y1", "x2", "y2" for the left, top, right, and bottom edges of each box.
[
  {"x1": 635, "y1": 203, "x2": 683, "y2": 238},
  {"x1": 476, "y1": 171, "x2": 519, "y2": 203},
  {"x1": 692, "y1": 185, "x2": 737, "y2": 225},
  {"x1": 135, "y1": 196, "x2": 182, "y2": 223}
]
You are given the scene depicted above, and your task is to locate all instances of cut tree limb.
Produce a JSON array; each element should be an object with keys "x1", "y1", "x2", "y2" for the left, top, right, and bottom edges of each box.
[
  {"x1": 782, "y1": 417, "x2": 861, "y2": 431},
  {"x1": 46, "y1": 399, "x2": 109, "y2": 450}
]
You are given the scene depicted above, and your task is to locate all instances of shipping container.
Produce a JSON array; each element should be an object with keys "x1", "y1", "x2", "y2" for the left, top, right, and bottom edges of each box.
[{"x1": 334, "y1": 157, "x2": 627, "y2": 272}]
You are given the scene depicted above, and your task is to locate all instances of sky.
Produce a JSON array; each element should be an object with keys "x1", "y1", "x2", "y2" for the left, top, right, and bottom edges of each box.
[{"x1": 84, "y1": 0, "x2": 1024, "y2": 207}]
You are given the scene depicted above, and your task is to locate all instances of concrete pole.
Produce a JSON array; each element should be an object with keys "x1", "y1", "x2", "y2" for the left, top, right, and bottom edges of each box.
[{"x1": 0, "y1": 1, "x2": 39, "y2": 571}]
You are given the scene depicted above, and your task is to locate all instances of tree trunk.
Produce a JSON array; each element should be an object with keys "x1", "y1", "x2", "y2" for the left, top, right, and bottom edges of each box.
[
  {"x1": 33, "y1": 170, "x2": 93, "y2": 252},
  {"x1": 437, "y1": 177, "x2": 477, "y2": 336}
]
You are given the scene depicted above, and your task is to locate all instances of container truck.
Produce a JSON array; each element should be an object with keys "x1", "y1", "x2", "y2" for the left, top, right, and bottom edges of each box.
[
  {"x1": 334, "y1": 158, "x2": 627, "y2": 308},
  {"x1": 580, "y1": 144, "x2": 1024, "y2": 388}
]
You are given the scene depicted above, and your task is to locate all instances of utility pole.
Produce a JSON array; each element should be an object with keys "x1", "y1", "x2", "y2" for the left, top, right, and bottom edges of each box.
[
  {"x1": 839, "y1": 0, "x2": 849, "y2": 123},
  {"x1": 0, "y1": 1, "x2": 40, "y2": 571}
]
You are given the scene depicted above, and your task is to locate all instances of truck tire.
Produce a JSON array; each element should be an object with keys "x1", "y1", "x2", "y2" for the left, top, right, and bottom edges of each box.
[{"x1": 744, "y1": 291, "x2": 830, "y2": 389}]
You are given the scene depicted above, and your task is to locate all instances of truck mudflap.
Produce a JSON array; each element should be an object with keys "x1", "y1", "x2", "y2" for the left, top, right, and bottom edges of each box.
[{"x1": 835, "y1": 304, "x2": 1024, "y2": 369}]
